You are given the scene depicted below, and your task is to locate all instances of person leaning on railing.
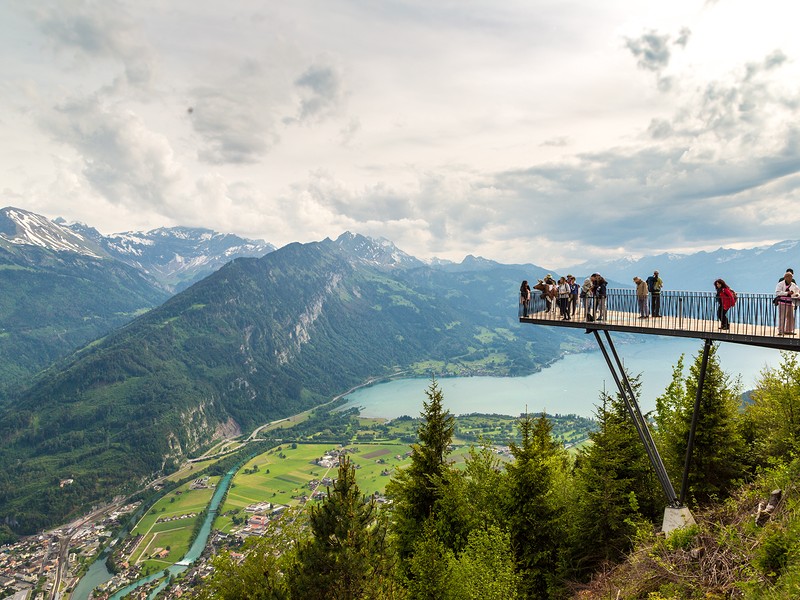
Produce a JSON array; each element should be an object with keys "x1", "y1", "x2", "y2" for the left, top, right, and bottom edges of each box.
[{"x1": 775, "y1": 271, "x2": 800, "y2": 336}]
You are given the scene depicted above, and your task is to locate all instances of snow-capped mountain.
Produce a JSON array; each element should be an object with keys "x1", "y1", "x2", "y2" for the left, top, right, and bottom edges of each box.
[
  {"x1": 1, "y1": 207, "x2": 106, "y2": 258},
  {"x1": 90, "y1": 226, "x2": 276, "y2": 292},
  {"x1": 561, "y1": 241, "x2": 800, "y2": 293},
  {"x1": 331, "y1": 231, "x2": 425, "y2": 270}
]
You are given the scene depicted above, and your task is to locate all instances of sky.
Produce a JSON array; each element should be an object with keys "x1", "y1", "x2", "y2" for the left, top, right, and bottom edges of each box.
[{"x1": 2, "y1": 0, "x2": 800, "y2": 268}]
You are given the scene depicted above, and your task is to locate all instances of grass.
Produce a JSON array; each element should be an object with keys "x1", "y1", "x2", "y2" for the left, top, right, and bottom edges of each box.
[{"x1": 127, "y1": 477, "x2": 216, "y2": 568}]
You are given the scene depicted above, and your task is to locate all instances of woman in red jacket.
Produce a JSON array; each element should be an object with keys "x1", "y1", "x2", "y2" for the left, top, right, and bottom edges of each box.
[{"x1": 714, "y1": 278, "x2": 735, "y2": 330}]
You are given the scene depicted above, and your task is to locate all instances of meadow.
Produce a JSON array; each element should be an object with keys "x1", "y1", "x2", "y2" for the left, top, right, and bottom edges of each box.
[{"x1": 127, "y1": 476, "x2": 218, "y2": 573}]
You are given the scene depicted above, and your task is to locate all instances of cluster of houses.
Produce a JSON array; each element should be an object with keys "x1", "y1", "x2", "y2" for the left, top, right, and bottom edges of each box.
[
  {"x1": 0, "y1": 502, "x2": 140, "y2": 598},
  {"x1": 236, "y1": 502, "x2": 288, "y2": 538},
  {"x1": 314, "y1": 446, "x2": 361, "y2": 469},
  {"x1": 155, "y1": 512, "x2": 198, "y2": 524}
]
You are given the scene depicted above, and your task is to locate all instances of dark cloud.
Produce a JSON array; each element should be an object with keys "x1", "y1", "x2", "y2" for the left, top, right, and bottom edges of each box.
[
  {"x1": 291, "y1": 64, "x2": 345, "y2": 123},
  {"x1": 190, "y1": 87, "x2": 280, "y2": 165},
  {"x1": 625, "y1": 30, "x2": 672, "y2": 72}
]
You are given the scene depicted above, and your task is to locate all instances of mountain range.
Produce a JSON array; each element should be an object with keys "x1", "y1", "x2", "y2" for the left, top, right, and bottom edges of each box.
[
  {"x1": 0, "y1": 207, "x2": 274, "y2": 398},
  {"x1": 0, "y1": 211, "x2": 565, "y2": 533},
  {"x1": 562, "y1": 242, "x2": 800, "y2": 293},
  {"x1": 0, "y1": 205, "x2": 796, "y2": 534}
]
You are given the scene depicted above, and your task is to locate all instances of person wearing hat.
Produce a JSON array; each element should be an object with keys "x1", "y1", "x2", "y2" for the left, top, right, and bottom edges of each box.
[
  {"x1": 775, "y1": 271, "x2": 800, "y2": 335},
  {"x1": 646, "y1": 270, "x2": 663, "y2": 317}
]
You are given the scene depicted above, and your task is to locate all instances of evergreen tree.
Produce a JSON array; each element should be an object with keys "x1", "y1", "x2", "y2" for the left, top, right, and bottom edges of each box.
[
  {"x1": 386, "y1": 377, "x2": 455, "y2": 563},
  {"x1": 568, "y1": 383, "x2": 660, "y2": 579},
  {"x1": 503, "y1": 413, "x2": 566, "y2": 599},
  {"x1": 447, "y1": 525, "x2": 520, "y2": 600},
  {"x1": 654, "y1": 343, "x2": 745, "y2": 504},
  {"x1": 405, "y1": 521, "x2": 453, "y2": 600},
  {"x1": 430, "y1": 443, "x2": 507, "y2": 555},
  {"x1": 287, "y1": 455, "x2": 392, "y2": 600},
  {"x1": 196, "y1": 525, "x2": 296, "y2": 600},
  {"x1": 745, "y1": 351, "x2": 800, "y2": 463}
]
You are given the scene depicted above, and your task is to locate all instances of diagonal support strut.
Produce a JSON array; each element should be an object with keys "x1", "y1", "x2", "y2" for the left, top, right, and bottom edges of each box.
[{"x1": 593, "y1": 330, "x2": 680, "y2": 507}]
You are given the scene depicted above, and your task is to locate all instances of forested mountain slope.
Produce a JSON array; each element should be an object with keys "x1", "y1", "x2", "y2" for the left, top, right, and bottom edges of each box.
[{"x1": 0, "y1": 238, "x2": 564, "y2": 534}]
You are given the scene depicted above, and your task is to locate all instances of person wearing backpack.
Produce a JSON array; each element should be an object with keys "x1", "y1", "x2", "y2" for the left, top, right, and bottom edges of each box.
[
  {"x1": 774, "y1": 271, "x2": 800, "y2": 335},
  {"x1": 646, "y1": 270, "x2": 663, "y2": 317},
  {"x1": 714, "y1": 278, "x2": 735, "y2": 330}
]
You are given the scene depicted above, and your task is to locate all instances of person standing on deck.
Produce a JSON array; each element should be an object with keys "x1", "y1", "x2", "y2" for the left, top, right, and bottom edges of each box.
[
  {"x1": 557, "y1": 276, "x2": 571, "y2": 320},
  {"x1": 775, "y1": 271, "x2": 800, "y2": 336},
  {"x1": 634, "y1": 277, "x2": 649, "y2": 318},
  {"x1": 582, "y1": 275, "x2": 595, "y2": 321},
  {"x1": 714, "y1": 279, "x2": 735, "y2": 330},
  {"x1": 646, "y1": 270, "x2": 663, "y2": 317},
  {"x1": 520, "y1": 280, "x2": 531, "y2": 318},
  {"x1": 568, "y1": 275, "x2": 579, "y2": 316},
  {"x1": 594, "y1": 274, "x2": 608, "y2": 321}
]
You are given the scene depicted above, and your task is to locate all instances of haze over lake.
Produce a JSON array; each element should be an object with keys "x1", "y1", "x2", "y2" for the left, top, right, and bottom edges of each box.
[{"x1": 341, "y1": 337, "x2": 783, "y2": 420}]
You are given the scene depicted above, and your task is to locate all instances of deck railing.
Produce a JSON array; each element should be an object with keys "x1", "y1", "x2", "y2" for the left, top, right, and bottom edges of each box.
[{"x1": 520, "y1": 288, "x2": 797, "y2": 338}]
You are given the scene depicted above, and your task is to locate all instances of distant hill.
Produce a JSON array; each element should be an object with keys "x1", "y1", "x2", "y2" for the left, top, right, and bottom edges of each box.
[
  {"x1": 0, "y1": 235, "x2": 567, "y2": 534},
  {"x1": 562, "y1": 241, "x2": 800, "y2": 293}
]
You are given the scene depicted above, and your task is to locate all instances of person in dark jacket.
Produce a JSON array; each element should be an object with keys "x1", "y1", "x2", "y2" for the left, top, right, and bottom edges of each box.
[
  {"x1": 593, "y1": 274, "x2": 608, "y2": 321},
  {"x1": 520, "y1": 280, "x2": 531, "y2": 318}
]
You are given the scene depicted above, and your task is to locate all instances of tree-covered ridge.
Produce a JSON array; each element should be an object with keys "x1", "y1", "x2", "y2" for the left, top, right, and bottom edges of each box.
[
  {"x1": 0, "y1": 240, "x2": 563, "y2": 534},
  {"x1": 0, "y1": 244, "x2": 169, "y2": 400}
]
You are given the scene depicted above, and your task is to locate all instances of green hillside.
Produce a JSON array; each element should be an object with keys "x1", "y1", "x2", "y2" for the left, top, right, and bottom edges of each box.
[
  {"x1": 0, "y1": 240, "x2": 565, "y2": 534},
  {"x1": 0, "y1": 244, "x2": 169, "y2": 400}
]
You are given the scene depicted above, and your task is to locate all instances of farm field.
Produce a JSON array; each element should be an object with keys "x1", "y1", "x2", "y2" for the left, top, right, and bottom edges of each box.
[
  {"x1": 126, "y1": 476, "x2": 218, "y2": 573},
  {"x1": 215, "y1": 442, "x2": 416, "y2": 533}
]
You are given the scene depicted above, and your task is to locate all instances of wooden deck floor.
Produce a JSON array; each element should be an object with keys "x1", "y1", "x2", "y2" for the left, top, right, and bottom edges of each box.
[{"x1": 520, "y1": 307, "x2": 800, "y2": 351}]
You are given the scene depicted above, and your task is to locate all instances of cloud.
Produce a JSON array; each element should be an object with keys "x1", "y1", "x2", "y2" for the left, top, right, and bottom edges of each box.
[
  {"x1": 42, "y1": 95, "x2": 183, "y2": 211},
  {"x1": 289, "y1": 63, "x2": 346, "y2": 123},
  {"x1": 25, "y1": 0, "x2": 155, "y2": 89},
  {"x1": 190, "y1": 86, "x2": 281, "y2": 165},
  {"x1": 625, "y1": 30, "x2": 672, "y2": 72}
]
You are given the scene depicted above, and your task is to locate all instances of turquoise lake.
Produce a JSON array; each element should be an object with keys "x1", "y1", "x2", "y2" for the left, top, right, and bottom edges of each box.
[{"x1": 340, "y1": 337, "x2": 784, "y2": 419}]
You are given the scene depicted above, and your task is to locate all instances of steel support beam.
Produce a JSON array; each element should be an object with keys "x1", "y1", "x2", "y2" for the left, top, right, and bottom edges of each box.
[
  {"x1": 594, "y1": 330, "x2": 680, "y2": 507},
  {"x1": 679, "y1": 337, "x2": 712, "y2": 505}
]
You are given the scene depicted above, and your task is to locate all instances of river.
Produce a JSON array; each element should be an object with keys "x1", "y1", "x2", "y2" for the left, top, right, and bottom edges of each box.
[
  {"x1": 71, "y1": 463, "x2": 239, "y2": 600},
  {"x1": 339, "y1": 337, "x2": 784, "y2": 419}
]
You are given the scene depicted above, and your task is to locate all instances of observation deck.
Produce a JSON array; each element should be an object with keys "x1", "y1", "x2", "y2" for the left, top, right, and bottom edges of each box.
[{"x1": 520, "y1": 289, "x2": 800, "y2": 351}]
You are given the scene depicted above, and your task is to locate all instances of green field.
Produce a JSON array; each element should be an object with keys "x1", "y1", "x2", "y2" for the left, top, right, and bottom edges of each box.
[
  {"x1": 127, "y1": 477, "x2": 217, "y2": 571},
  {"x1": 216, "y1": 442, "x2": 416, "y2": 532}
]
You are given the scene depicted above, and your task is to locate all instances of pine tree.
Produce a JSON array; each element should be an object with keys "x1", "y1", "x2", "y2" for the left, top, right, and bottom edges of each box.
[
  {"x1": 447, "y1": 525, "x2": 520, "y2": 600},
  {"x1": 745, "y1": 351, "x2": 800, "y2": 463},
  {"x1": 503, "y1": 413, "x2": 566, "y2": 599},
  {"x1": 654, "y1": 343, "x2": 745, "y2": 504},
  {"x1": 287, "y1": 455, "x2": 391, "y2": 600},
  {"x1": 568, "y1": 383, "x2": 660, "y2": 578},
  {"x1": 386, "y1": 377, "x2": 455, "y2": 563}
]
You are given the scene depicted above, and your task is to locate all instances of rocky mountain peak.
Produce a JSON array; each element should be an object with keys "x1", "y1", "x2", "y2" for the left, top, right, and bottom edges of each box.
[{"x1": 0, "y1": 206, "x2": 106, "y2": 258}]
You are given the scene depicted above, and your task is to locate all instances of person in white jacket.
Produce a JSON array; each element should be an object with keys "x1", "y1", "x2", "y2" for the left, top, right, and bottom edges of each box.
[{"x1": 775, "y1": 271, "x2": 800, "y2": 335}]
